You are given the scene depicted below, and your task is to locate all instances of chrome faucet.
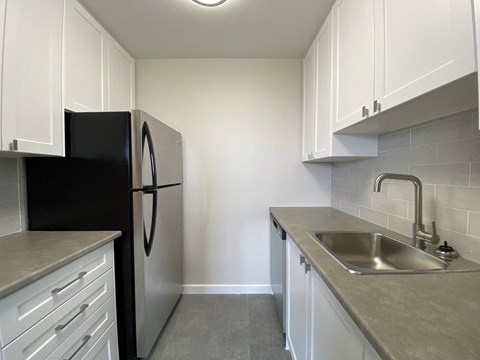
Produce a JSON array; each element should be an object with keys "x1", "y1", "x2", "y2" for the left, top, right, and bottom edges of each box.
[{"x1": 373, "y1": 173, "x2": 439, "y2": 250}]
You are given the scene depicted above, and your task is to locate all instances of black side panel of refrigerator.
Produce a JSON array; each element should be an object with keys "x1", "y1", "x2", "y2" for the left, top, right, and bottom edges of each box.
[
  {"x1": 26, "y1": 111, "x2": 132, "y2": 231},
  {"x1": 26, "y1": 111, "x2": 137, "y2": 360}
]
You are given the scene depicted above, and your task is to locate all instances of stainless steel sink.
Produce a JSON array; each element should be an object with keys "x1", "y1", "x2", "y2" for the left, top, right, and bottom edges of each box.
[{"x1": 308, "y1": 231, "x2": 449, "y2": 274}]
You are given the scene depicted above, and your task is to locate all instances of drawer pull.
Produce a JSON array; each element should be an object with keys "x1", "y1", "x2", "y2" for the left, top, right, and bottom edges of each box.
[
  {"x1": 55, "y1": 304, "x2": 89, "y2": 331},
  {"x1": 52, "y1": 272, "x2": 87, "y2": 295},
  {"x1": 300, "y1": 255, "x2": 306, "y2": 265},
  {"x1": 64, "y1": 335, "x2": 91, "y2": 360}
]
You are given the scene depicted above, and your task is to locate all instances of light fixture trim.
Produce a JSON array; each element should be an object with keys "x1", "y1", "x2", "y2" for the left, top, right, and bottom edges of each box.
[{"x1": 192, "y1": 0, "x2": 228, "y2": 7}]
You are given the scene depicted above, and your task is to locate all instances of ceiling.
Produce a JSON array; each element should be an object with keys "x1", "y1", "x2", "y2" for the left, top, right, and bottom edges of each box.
[{"x1": 79, "y1": 0, "x2": 335, "y2": 59}]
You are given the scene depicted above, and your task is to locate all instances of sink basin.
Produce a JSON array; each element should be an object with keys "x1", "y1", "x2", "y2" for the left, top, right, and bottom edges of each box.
[{"x1": 308, "y1": 231, "x2": 448, "y2": 274}]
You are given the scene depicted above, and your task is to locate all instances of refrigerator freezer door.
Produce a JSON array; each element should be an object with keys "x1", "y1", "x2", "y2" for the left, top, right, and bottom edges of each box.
[
  {"x1": 131, "y1": 110, "x2": 183, "y2": 189},
  {"x1": 133, "y1": 185, "x2": 183, "y2": 358}
]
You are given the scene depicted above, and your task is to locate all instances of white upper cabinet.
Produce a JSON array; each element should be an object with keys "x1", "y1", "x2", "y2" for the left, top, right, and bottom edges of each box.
[
  {"x1": 0, "y1": 0, "x2": 5, "y2": 153},
  {"x1": 302, "y1": 10, "x2": 377, "y2": 162},
  {"x1": 330, "y1": 0, "x2": 476, "y2": 134},
  {"x1": 312, "y1": 12, "x2": 333, "y2": 159},
  {"x1": 302, "y1": 43, "x2": 316, "y2": 161},
  {"x1": 64, "y1": 0, "x2": 135, "y2": 113},
  {"x1": 333, "y1": 0, "x2": 375, "y2": 131},
  {"x1": 374, "y1": 0, "x2": 476, "y2": 114},
  {"x1": 64, "y1": 0, "x2": 108, "y2": 112},
  {"x1": 107, "y1": 37, "x2": 135, "y2": 111},
  {"x1": 1, "y1": 0, "x2": 64, "y2": 156}
]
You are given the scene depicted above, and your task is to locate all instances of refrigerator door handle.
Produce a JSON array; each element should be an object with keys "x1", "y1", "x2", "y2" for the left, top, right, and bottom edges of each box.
[
  {"x1": 142, "y1": 122, "x2": 158, "y2": 188},
  {"x1": 144, "y1": 190, "x2": 158, "y2": 257}
]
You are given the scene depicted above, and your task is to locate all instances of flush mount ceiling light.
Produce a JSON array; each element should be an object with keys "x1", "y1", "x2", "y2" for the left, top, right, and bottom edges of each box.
[{"x1": 192, "y1": 0, "x2": 228, "y2": 7}]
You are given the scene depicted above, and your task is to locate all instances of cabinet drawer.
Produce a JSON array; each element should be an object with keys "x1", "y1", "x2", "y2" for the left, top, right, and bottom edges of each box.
[
  {"x1": 82, "y1": 323, "x2": 118, "y2": 360},
  {"x1": 0, "y1": 243, "x2": 113, "y2": 346},
  {"x1": 2, "y1": 269, "x2": 114, "y2": 360},
  {"x1": 45, "y1": 298, "x2": 116, "y2": 360}
]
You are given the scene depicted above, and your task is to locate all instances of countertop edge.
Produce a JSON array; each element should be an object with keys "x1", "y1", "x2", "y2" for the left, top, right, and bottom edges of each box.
[{"x1": 0, "y1": 230, "x2": 122, "y2": 300}]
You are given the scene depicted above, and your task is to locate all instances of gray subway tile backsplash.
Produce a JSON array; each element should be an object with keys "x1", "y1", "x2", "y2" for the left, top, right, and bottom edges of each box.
[
  {"x1": 359, "y1": 207, "x2": 388, "y2": 228},
  {"x1": 378, "y1": 128, "x2": 411, "y2": 152},
  {"x1": 468, "y1": 212, "x2": 480, "y2": 238},
  {"x1": 437, "y1": 138, "x2": 480, "y2": 163},
  {"x1": 0, "y1": 158, "x2": 21, "y2": 237},
  {"x1": 0, "y1": 216, "x2": 21, "y2": 237},
  {"x1": 436, "y1": 185, "x2": 480, "y2": 212},
  {"x1": 372, "y1": 194, "x2": 408, "y2": 217},
  {"x1": 388, "y1": 182, "x2": 435, "y2": 203},
  {"x1": 409, "y1": 163, "x2": 470, "y2": 186},
  {"x1": 470, "y1": 163, "x2": 480, "y2": 186},
  {"x1": 389, "y1": 143, "x2": 437, "y2": 166},
  {"x1": 0, "y1": 200, "x2": 20, "y2": 219},
  {"x1": 332, "y1": 109, "x2": 480, "y2": 263},
  {"x1": 411, "y1": 112, "x2": 473, "y2": 146}
]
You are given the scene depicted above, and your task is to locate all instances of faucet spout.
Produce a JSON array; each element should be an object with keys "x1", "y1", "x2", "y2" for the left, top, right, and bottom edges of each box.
[
  {"x1": 373, "y1": 173, "x2": 438, "y2": 249},
  {"x1": 373, "y1": 173, "x2": 423, "y2": 226}
]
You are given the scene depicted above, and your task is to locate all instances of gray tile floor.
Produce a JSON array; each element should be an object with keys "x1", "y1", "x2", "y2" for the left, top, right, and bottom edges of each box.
[{"x1": 150, "y1": 294, "x2": 292, "y2": 360}]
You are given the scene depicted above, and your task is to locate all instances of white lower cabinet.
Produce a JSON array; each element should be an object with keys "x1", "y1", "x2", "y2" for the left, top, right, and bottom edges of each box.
[
  {"x1": 0, "y1": 243, "x2": 118, "y2": 360},
  {"x1": 309, "y1": 269, "x2": 364, "y2": 360},
  {"x1": 82, "y1": 323, "x2": 118, "y2": 360},
  {"x1": 45, "y1": 299, "x2": 116, "y2": 360},
  {"x1": 364, "y1": 339, "x2": 382, "y2": 360},
  {"x1": 286, "y1": 236, "x2": 309, "y2": 360},
  {"x1": 286, "y1": 236, "x2": 381, "y2": 360}
]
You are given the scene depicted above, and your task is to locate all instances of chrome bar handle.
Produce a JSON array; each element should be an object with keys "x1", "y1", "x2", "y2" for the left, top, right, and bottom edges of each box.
[
  {"x1": 55, "y1": 304, "x2": 89, "y2": 331},
  {"x1": 373, "y1": 100, "x2": 381, "y2": 113},
  {"x1": 64, "y1": 335, "x2": 91, "y2": 360},
  {"x1": 304, "y1": 263, "x2": 311, "y2": 274},
  {"x1": 362, "y1": 106, "x2": 369, "y2": 118},
  {"x1": 300, "y1": 255, "x2": 306, "y2": 266},
  {"x1": 52, "y1": 272, "x2": 87, "y2": 295}
]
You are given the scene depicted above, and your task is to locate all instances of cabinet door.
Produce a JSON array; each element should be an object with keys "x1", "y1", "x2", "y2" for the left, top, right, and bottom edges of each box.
[
  {"x1": 364, "y1": 339, "x2": 382, "y2": 360},
  {"x1": 107, "y1": 37, "x2": 135, "y2": 111},
  {"x1": 302, "y1": 43, "x2": 316, "y2": 161},
  {"x1": 374, "y1": 0, "x2": 475, "y2": 113},
  {"x1": 0, "y1": 0, "x2": 4, "y2": 152},
  {"x1": 475, "y1": 0, "x2": 480, "y2": 129},
  {"x1": 1, "y1": 0, "x2": 64, "y2": 156},
  {"x1": 313, "y1": 11, "x2": 334, "y2": 159},
  {"x1": 45, "y1": 298, "x2": 116, "y2": 360},
  {"x1": 64, "y1": 0, "x2": 108, "y2": 112},
  {"x1": 309, "y1": 269, "x2": 364, "y2": 360},
  {"x1": 333, "y1": 0, "x2": 375, "y2": 131},
  {"x1": 82, "y1": 323, "x2": 119, "y2": 360},
  {"x1": 287, "y1": 237, "x2": 309, "y2": 360}
]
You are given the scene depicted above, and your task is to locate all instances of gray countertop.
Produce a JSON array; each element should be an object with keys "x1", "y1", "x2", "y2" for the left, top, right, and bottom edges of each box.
[
  {"x1": 0, "y1": 230, "x2": 121, "y2": 299},
  {"x1": 270, "y1": 207, "x2": 480, "y2": 360}
]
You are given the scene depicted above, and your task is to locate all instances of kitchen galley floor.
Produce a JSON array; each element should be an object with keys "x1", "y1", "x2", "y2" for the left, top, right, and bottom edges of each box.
[{"x1": 150, "y1": 294, "x2": 291, "y2": 360}]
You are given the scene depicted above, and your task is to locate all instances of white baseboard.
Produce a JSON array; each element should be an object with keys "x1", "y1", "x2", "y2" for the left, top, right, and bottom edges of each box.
[{"x1": 183, "y1": 284, "x2": 273, "y2": 295}]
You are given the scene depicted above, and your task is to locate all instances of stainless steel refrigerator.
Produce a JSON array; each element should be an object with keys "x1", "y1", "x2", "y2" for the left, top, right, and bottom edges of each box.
[{"x1": 26, "y1": 110, "x2": 183, "y2": 359}]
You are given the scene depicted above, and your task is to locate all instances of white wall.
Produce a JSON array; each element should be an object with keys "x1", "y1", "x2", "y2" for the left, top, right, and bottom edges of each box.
[{"x1": 136, "y1": 59, "x2": 331, "y2": 291}]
